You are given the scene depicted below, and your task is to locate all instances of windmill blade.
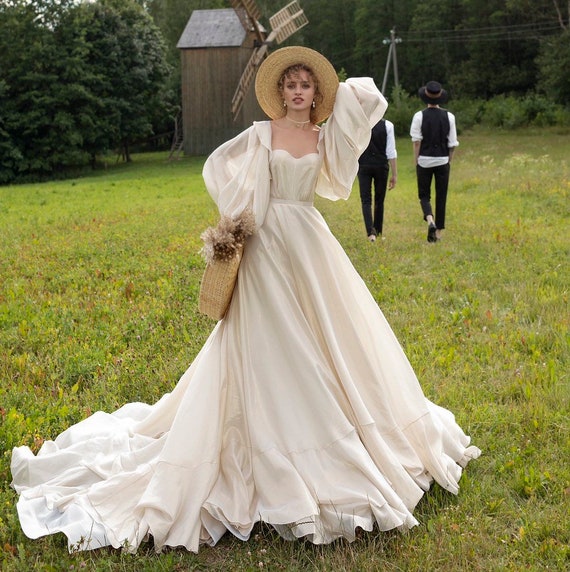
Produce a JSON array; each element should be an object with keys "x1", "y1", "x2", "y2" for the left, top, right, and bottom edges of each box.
[
  {"x1": 230, "y1": 0, "x2": 264, "y2": 43},
  {"x1": 231, "y1": 45, "x2": 269, "y2": 120},
  {"x1": 231, "y1": 1, "x2": 309, "y2": 120},
  {"x1": 268, "y1": 1, "x2": 308, "y2": 44},
  {"x1": 229, "y1": 0, "x2": 261, "y2": 21}
]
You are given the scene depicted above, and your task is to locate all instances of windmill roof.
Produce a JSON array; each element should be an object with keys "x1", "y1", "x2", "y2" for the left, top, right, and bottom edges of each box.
[{"x1": 177, "y1": 9, "x2": 247, "y2": 49}]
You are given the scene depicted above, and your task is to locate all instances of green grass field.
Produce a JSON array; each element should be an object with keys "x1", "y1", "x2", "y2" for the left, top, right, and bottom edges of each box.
[{"x1": 1, "y1": 128, "x2": 568, "y2": 570}]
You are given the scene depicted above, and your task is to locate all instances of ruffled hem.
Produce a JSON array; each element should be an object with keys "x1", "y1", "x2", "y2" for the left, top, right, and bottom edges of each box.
[
  {"x1": 12, "y1": 413, "x2": 479, "y2": 554},
  {"x1": 15, "y1": 492, "x2": 422, "y2": 554}
]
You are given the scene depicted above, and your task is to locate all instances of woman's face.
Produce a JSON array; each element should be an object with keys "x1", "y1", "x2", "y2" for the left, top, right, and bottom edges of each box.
[{"x1": 281, "y1": 69, "x2": 316, "y2": 114}]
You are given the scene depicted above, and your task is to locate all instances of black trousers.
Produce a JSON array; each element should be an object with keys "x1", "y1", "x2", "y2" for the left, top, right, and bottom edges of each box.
[
  {"x1": 358, "y1": 162, "x2": 390, "y2": 236},
  {"x1": 416, "y1": 162, "x2": 450, "y2": 230}
]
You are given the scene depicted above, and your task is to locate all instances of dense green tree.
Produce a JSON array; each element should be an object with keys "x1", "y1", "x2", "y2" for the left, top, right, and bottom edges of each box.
[
  {"x1": 145, "y1": 0, "x2": 567, "y2": 102},
  {"x1": 54, "y1": 3, "x2": 119, "y2": 165},
  {"x1": 0, "y1": 79, "x2": 22, "y2": 184},
  {"x1": 78, "y1": 0, "x2": 171, "y2": 162},
  {"x1": 0, "y1": 0, "x2": 171, "y2": 182},
  {"x1": 0, "y1": 0, "x2": 87, "y2": 180},
  {"x1": 443, "y1": 0, "x2": 537, "y2": 97},
  {"x1": 352, "y1": 0, "x2": 398, "y2": 82},
  {"x1": 402, "y1": 0, "x2": 464, "y2": 91},
  {"x1": 537, "y1": 31, "x2": 570, "y2": 104},
  {"x1": 0, "y1": 5, "x2": 24, "y2": 183},
  {"x1": 1, "y1": 0, "x2": 567, "y2": 183},
  {"x1": 294, "y1": 0, "x2": 358, "y2": 71}
]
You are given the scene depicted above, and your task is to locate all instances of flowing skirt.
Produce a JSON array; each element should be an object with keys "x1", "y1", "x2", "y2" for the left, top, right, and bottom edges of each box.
[{"x1": 11, "y1": 200, "x2": 480, "y2": 553}]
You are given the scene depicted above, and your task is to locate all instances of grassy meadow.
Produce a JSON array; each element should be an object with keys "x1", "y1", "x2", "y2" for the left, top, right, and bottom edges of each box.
[{"x1": 0, "y1": 128, "x2": 568, "y2": 571}]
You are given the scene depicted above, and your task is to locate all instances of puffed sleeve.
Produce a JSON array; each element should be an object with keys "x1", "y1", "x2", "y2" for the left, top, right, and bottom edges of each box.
[
  {"x1": 202, "y1": 122, "x2": 272, "y2": 227},
  {"x1": 316, "y1": 78, "x2": 387, "y2": 201}
]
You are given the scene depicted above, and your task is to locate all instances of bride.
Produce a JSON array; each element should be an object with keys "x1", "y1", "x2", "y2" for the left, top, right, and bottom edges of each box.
[{"x1": 11, "y1": 46, "x2": 480, "y2": 554}]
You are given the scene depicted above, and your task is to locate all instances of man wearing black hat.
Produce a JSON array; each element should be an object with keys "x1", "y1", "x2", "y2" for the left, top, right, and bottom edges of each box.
[{"x1": 410, "y1": 81, "x2": 458, "y2": 242}]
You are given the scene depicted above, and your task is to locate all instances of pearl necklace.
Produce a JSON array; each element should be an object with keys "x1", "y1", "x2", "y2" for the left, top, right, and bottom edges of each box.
[{"x1": 285, "y1": 116, "x2": 311, "y2": 128}]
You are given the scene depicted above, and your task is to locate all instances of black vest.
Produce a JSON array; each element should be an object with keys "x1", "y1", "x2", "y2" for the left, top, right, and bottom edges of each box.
[
  {"x1": 359, "y1": 119, "x2": 388, "y2": 166},
  {"x1": 419, "y1": 108, "x2": 450, "y2": 157}
]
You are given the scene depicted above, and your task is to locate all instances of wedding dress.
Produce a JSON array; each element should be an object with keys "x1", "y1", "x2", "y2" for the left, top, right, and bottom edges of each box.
[{"x1": 11, "y1": 79, "x2": 480, "y2": 553}]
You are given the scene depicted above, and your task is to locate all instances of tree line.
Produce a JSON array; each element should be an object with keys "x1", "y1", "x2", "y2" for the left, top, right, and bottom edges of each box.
[
  {"x1": 0, "y1": 0, "x2": 172, "y2": 184},
  {"x1": 1, "y1": 0, "x2": 568, "y2": 184},
  {"x1": 296, "y1": 0, "x2": 569, "y2": 101}
]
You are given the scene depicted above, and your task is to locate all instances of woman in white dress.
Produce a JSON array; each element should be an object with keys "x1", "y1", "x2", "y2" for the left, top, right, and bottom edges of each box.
[{"x1": 11, "y1": 47, "x2": 480, "y2": 554}]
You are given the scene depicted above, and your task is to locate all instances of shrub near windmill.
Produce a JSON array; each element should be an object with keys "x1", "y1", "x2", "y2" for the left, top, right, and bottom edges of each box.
[{"x1": 176, "y1": 1, "x2": 308, "y2": 156}]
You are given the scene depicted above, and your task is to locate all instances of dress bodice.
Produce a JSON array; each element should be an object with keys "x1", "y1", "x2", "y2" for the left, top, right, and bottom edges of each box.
[{"x1": 269, "y1": 150, "x2": 322, "y2": 203}]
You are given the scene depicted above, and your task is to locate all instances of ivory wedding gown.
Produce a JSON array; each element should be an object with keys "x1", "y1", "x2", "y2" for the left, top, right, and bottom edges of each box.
[{"x1": 11, "y1": 79, "x2": 480, "y2": 554}]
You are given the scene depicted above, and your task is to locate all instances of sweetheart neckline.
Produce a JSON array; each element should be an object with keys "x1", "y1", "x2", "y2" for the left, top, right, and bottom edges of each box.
[{"x1": 271, "y1": 148, "x2": 320, "y2": 160}]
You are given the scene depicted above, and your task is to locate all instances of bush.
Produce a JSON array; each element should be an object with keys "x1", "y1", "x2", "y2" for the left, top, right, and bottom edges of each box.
[
  {"x1": 384, "y1": 85, "x2": 416, "y2": 137},
  {"x1": 551, "y1": 106, "x2": 570, "y2": 127},
  {"x1": 479, "y1": 93, "x2": 568, "y2": 129},
  {"x1": 537, "y1": 32, "x2": 570, "y2": 106},
  {"x1": 480, "y1": 95, "x2": 526, "y2": 129},
  {"x1": 448, "y1": 99, "x2": 485, "y2": 132},
  {"x1": 383, "y1": 89, "x2": 569, "y2": 136}
]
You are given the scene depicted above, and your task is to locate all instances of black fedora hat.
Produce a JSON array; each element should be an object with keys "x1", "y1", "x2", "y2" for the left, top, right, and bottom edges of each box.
[{"x1": 418, "y1": 81, "x2": 448, "y2": 105}]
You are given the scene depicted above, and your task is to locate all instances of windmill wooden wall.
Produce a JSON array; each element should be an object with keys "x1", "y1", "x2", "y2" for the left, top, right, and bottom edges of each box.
[{"x1": 177, "y1": 9, "x2": 266, "y2": 157}]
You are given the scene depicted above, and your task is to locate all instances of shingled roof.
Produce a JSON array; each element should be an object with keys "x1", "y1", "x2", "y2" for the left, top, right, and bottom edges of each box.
[{"x1": 177, "y1": 9, "x2": 246, "y2": 49}]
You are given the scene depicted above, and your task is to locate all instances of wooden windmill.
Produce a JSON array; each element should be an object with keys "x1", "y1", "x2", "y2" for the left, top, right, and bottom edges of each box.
[
  {"x1": 230, "y1": 1, "x2": 308, "y2": 120},
  {"x1": 176, "y1": 1, "x2": 308, "y2": 156}
]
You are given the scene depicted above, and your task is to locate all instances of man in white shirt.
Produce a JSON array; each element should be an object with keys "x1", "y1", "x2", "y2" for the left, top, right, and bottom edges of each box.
[
  {"x1": 410, "y1": 81, "x2": 458, "y2": 242},
  {"x1": 357, "y1": 119, "x2": 398, "y2": 242}
]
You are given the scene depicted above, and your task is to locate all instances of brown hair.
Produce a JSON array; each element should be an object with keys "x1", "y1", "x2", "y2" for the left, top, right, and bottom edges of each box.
[{"x1": 277, "y1": 64, "x2": 324, "y2": 122}]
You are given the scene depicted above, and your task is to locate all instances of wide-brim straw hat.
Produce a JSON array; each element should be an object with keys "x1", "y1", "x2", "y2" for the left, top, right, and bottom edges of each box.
[
  {"x1": 418, "y1": 80, "x2": 449, "y2": 105},
  {"x1": 255, "y1": 46, "x2": 339, "y2": 124}
]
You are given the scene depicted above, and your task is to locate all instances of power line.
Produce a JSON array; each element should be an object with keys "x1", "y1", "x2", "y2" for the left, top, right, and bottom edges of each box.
[
  {"x1": 400, "y1": 20, "x2": 564, "y2": 43},
  {"x1": 403, "y1": 30, "x2": 562, "y2": 43},
  {"x1": 403, "y1": 19, "x2": 564, "y2": 36},
  {"x1": 318, "y1": 19, "x2": 565, "y2": 68}
]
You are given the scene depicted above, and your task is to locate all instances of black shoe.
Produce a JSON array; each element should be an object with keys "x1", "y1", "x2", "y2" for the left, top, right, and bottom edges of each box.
[{"x1": 427, "y1": 222, "x2": 437, "y2": 242}]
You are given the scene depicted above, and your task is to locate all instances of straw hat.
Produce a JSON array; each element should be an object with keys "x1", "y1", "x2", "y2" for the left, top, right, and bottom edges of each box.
[{"x1": 255, "y1": 46, "x2": 339, "y2": 124}]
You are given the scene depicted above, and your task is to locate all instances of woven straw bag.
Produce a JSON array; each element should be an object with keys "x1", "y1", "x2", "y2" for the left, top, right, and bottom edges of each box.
[
  {"x1": 197, "y1": 209, "x2": 255, "y2": 321},
  {"x1": 198, "y1": 243, "x2": 244, "y2": 320}
]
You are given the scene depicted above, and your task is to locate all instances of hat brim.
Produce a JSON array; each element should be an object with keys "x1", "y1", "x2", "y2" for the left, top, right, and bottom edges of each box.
[
  {"x1": 255, "y1": 46, "x2": 339, "y2": 124},
  {"x1": 419, "y1": 86, "x2": 448, "y2": 105}
]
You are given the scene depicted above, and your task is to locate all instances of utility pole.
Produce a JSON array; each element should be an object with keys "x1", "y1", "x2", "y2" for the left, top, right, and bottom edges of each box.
[{"x1": 381, "y1": 27, "x2": 402, "y2": 94}]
